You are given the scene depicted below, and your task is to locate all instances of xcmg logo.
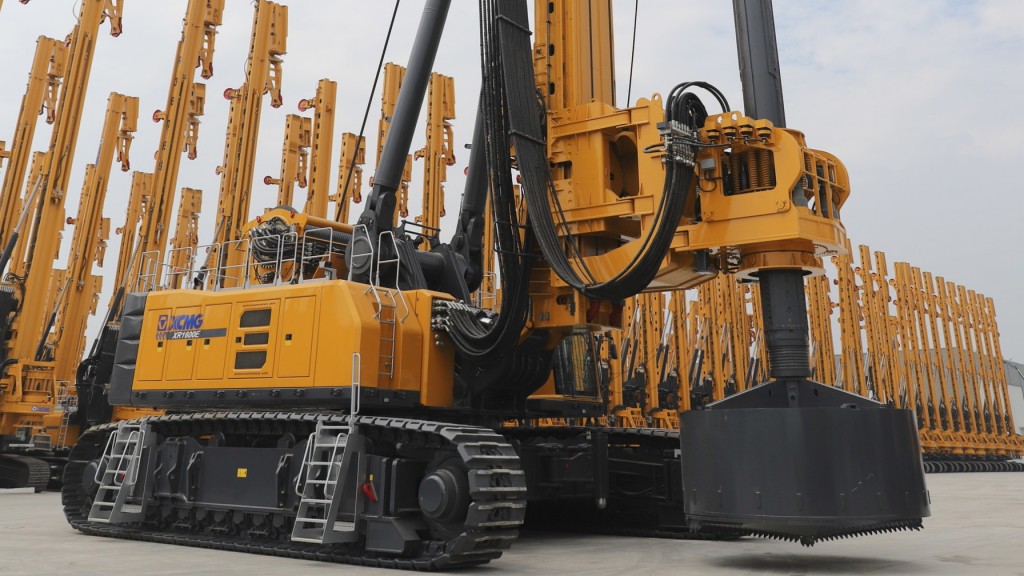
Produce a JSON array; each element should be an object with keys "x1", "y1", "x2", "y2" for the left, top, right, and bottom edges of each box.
[
  {"x1": 155, "y1": 313, "x2": 225, "y2": 341},
  {"x1": 158, "y1": 313, "x2": 204, "y2": 332}
]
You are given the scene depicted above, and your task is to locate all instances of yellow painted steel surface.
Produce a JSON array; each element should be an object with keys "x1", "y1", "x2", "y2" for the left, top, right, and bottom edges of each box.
[
  {"x1": 525, "y1": 0, "x2": 850, "y2": 336},
  {"x1": 10, "y1": 0, "x2": 122, "y2": 362},
  {"x1": 110, "y1": 171, "x2": 151, "y2": 300},
  {"x1": 0, "y1": 2, "x2": 123, "y2": 447},
  {"x1": 133, "y1": 281, "x2": 456, "y2": 409},
  {"x1": 0, "y1": 87, "x2": 138, "y2": 446}
]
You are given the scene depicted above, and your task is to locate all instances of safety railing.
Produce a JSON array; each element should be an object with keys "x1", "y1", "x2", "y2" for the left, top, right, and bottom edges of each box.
[
  {"x1": 297, "y1": 229, "x2": 347, "y2": 283},
  {"x1": 473, "y1": 271, "x2": 498, "y2": 311},
  {"x1": 129, "y1": 225, "x2": 418, "y2": 311},
  {"x1": 248, "y1": 231, "x2": 299, "y2": 286}
]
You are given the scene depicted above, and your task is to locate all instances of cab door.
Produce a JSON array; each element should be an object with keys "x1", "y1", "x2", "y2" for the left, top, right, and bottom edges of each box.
[{"x1": 277, "y1": 295, "x2": 317, "y2": 378}]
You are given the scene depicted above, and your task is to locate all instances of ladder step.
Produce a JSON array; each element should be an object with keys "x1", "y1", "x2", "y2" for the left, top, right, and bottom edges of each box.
[
  {"x1": 476, "y1": 519, "x2": 523, "y2": 527},
  {"x1": 305, "y1": 479, "x2": 337, "y2": 485},
  {"x1": 291, "y1": 536, "x2": 327, "y2": 544},
  {"x1": 300, "y1": 498, "x2": 333, "y2": 504},
  {"x1": 472, "y1": 468, "x2": 525, "y2": 476},
  {"x1": 475, "y1": 501, "x2": 527, "y2": 510},
  {"x1": 473, "y1": 486, "x2": 524, "y2": 493},
  {"x1": 463, "y1": 454, "x2": 516, "y2": 462},
  {"x1": 295, "y1": 518, "x2": 328, "y2": 524}
]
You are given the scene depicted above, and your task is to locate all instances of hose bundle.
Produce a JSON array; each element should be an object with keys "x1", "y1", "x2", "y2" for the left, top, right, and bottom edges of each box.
[
  {"x1": 431, "y1": 0, "x2": 535, "y2": 361},
  {"x1": 491, "y1": 0, "x2": 727, "y2": 301},
  {"x1": 248, "y1": 217, "x2": 343, "y2": 282},
  {"x1": 439, "y1": 0, "x2": 730, "y2": 363}
]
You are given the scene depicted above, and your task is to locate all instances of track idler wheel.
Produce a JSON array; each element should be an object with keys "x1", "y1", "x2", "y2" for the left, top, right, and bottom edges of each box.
[{"x1": 419, "y1": 458, "x2": 471, "y2": 538}]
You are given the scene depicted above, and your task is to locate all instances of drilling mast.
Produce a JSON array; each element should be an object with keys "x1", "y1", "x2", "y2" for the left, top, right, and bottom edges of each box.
[
  {"x1": 166, "y1": 187, "x2": 202, "y2": 290},
  {"x1": 373, "y1": 63, "x2": 412, "y2": 224},
  {"x1": 0, "y1": 37, "x2": 66, "y2": 251},
  {"x1": 108, "y1": 171, "x2": 150, "y2": 305},
  {"x1": 266, "y1": 114, "x2": 310, "y2": 207},
  {"x1": 211, "y1": 0, "x2": 286, "y2": 262},
  {"x1": 0, "y1": 4, "x2": 124, "y2": 488},
  {"x1": 135, "y1": 0, "x2": 222, "y2": 277},
  {"x1": 413, "y1": 72, "x2": 455, "y2": 247},
  {"x1": 41, "y1": 92, "x2": 137, "y2": 385},
  {"x1": 333, "y1": 132, "x2": 365, "y2": 223},
  {"x1": 9, "y1": 0, "x2": 123, "y2": 366},
  {"x1": 299, "y1": 79, "x2": 337, "y2": 219}
]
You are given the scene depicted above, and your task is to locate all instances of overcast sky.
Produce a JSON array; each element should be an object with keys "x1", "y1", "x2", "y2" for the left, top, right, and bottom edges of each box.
[{"x1": 0, "y1": 1, "x2": 1021, "y2": 360}]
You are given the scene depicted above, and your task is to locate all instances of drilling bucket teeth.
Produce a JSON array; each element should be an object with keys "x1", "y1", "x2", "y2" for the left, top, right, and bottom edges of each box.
[{"x1": 680, "y1": 379, "x2": 931, "y2": 545}]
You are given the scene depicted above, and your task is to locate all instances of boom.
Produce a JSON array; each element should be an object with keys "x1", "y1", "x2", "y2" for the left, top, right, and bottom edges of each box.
[
  {"x1": 108, "y1": 171, "x2": 151, "y2": 304},
  {"x1": 0, "y1": 4, "x2": 126, "y2": 487},
  {"x1": 166, "y1": 187, "x2": 202, "y2": 290},
  {"x1": 374, "y1": 63, "x2": 412, "y2": 224}
]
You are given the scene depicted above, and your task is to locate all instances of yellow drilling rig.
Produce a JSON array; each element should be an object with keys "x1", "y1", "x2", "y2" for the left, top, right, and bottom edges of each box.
[{"x1": 60, "y1": 0, "x2": 929, "y2": 569}]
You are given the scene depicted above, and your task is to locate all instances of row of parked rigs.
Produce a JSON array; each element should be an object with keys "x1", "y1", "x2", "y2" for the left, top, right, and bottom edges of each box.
[{"x1": 0, "y1": 0, "x2": 1017, "y2": 571}]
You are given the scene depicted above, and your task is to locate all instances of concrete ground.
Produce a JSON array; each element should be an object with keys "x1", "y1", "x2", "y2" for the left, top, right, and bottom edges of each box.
[{"x1": 1, "y1": 473, "x2": 1022, "y2": 576}]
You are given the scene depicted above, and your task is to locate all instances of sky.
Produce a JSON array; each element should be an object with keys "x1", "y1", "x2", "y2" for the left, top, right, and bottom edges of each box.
[{"x1": 0, "y1": 0, "x2": 1021, "y2": 360}]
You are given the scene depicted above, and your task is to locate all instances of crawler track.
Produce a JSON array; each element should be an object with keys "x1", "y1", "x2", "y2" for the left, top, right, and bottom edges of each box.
[
  {"x1": 0, "y1": 453, "x2": 50, "y2": 491},
  {"x1": 63, "y1": 412, "x2": 527, "y2": 570},
  {"x1": 923, "y1": 459, "x2": 1024, "y2": 473}
]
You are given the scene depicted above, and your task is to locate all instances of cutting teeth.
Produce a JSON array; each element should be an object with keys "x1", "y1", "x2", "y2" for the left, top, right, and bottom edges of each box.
[{"x1": 715, "y1": 519, "x2": 923, "y2": 547}]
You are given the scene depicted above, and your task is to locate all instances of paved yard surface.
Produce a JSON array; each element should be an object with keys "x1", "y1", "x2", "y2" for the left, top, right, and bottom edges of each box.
[{"x1": 1, "y1": 472, "x2": 1022, "y2": 575}]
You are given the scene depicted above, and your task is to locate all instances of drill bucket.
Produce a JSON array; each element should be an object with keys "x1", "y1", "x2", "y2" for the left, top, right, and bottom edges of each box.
[{"x1": 679, "y1": 379, "x2": 930, "y2": 545}]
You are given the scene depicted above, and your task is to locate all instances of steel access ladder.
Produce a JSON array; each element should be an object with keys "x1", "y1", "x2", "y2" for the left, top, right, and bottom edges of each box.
[
  {"x1": 364, "y1": 230, "x2": 408, "y2": 385},
  {"x1": 55, "y1": 382, "x2": 76, "y2": 449},
  {"x1": 291, "y1": 356, "x2": 364, "y2": 544},
  {"x1": 88, "y1": 420, "x2": 151, "y2": 523}
]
